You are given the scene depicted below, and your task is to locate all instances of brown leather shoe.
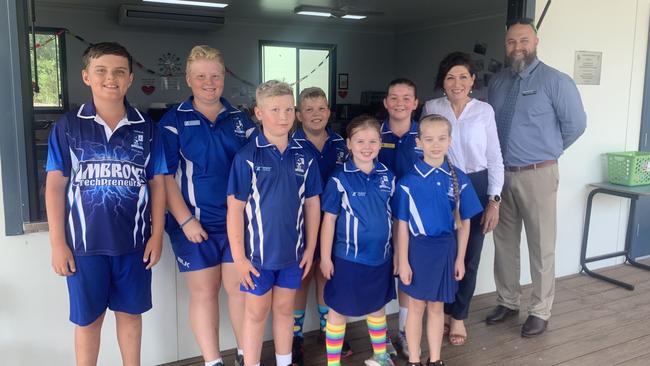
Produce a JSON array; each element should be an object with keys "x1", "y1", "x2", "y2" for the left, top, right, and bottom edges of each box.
[
  {"x1": 521, "y1": 315, "x2": 547, "y2": 337},
  {"x1": 485, "y1": 305, "x2": 518, "y2": 325}
]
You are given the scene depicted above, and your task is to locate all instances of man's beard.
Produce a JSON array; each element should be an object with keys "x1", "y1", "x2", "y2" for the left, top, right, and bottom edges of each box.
[{"x1": 507, "y1": 49, "x2": 537, "y2": 73}]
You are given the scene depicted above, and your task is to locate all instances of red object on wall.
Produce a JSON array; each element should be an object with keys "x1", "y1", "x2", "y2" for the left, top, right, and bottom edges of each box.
[{"x1": 338, "y1": 90, "x2": 348, "y2": 98}]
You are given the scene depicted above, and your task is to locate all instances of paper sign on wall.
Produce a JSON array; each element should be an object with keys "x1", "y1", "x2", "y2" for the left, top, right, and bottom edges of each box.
[{"x1": 574, "y1": 51, "x2": 602, "y2": 85}]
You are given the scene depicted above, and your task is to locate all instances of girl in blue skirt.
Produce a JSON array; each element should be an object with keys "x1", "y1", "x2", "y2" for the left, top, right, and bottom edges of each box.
[
  {"x1": 393, "y1": 114, "x2": 482, "y2": 366},
  {"x1": 320, "y1": 115, "x2": 397, "y2": 366}
]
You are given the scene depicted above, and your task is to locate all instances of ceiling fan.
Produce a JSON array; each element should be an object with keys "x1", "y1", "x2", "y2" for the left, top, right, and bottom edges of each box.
[{"x1": 294, "y1": 1, "x2": 384, "y2": 20}]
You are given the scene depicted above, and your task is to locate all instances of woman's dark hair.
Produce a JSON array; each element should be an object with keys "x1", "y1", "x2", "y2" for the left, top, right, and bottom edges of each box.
[{"x1": 434, "y1": 52, "x2": 477, "y2": 90}]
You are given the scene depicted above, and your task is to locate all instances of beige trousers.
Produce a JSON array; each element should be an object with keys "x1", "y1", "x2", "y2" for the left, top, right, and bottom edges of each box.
[{"x1": 493, "y1": 163, "x2": 559, "y2": 320}]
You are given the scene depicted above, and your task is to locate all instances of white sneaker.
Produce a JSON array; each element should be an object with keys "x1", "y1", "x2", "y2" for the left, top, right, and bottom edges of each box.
[{"x1": 364, "y1": 353, "x2": 395, "y2": 366}]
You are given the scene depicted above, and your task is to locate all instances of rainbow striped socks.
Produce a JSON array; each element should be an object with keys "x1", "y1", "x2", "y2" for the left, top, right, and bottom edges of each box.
[
  {"x1": 367, "y1": 314, "x2": 388, "y2": 355},
  {"x1": 325, "y1": 321, "x2": 346, "y2": 366}
]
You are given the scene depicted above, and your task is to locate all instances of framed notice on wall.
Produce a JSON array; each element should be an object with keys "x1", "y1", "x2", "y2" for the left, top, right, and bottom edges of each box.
[
  {"x1": 574, "y1": 51, "x2": 602, "y2": 85},
  {"x1": 338, "y1": 73, "x2": 349, "y2": 90}
]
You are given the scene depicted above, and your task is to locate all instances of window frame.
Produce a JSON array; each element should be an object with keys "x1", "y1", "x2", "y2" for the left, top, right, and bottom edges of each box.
[
  {"x1": 30, "y1": 26, "x2": 69, "y2": 114},
  {"x1": 258, "y1": 40, "x2": 337, "y2": 107}
]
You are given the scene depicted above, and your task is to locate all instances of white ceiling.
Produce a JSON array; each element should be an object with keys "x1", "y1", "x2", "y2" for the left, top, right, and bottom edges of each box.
[{"x1": 36, "y1": 0, "x2": 507, "y2": 31}]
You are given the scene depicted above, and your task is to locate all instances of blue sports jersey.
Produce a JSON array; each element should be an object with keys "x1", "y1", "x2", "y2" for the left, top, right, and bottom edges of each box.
[
  {"x1": 321, "y1": 160, "x2": 395, "y2": 266},
  {"x1": 227, "y1": 133, "x2": 322, "y2": 270},
  {"x1": 377, "y1": 120, "x2": 423, "y2": 179},
  {"x1": 393, "y1": 159, "x2": 483, "y2": 237},
  {"x1": 46, "y1": 100, "x2": 167, "y2": 256},
  {"x1": 159, "y1": 97, "x2": 256, "y2": 234},
  {"x1": 292, "y1": 127, "x2": 347, "y2": 187}
]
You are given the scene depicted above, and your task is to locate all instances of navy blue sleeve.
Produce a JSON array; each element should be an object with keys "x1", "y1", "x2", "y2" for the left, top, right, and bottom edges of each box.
[
  {"x1": 304, "y1": 155, "x2": 323, "y2": 198},
  {"x1": 227, "y1": 152, "x2": 252, "y2": 202},
  {"x1": 158, "y1": 110, "x2": 181, "y2": 175},
  {"x1": 321, "y1": 176, "x2": 343, "y2": 215},
  {"x1": 147, "y1": 124, "x2": 168, "y2": 179},
  {"x1": 392, "y1": 179, "x2": 410, "y2": 222},
  {"x1": 46, "y1": 115, "x2": 71, "y2": 176},
  {"x1": 458, "y1": 172, "x2": 483, "y2": 220}
]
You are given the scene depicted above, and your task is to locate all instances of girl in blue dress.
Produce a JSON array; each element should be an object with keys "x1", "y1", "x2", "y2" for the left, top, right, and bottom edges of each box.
[{"x1": 393, "y1": 114, "x2": 482, "y2": 366}]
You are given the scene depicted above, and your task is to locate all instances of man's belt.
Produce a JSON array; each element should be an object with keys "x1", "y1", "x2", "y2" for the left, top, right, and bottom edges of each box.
[{"x1": 504, "y1": 159, "x2": 557, "y2": 172}]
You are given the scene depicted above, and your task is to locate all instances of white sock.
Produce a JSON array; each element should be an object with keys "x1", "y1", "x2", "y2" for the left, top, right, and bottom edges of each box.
[
  {"x1": 275, "y1": 353, "x2": 292, "y2": 366},
  {"x1": 205, "y1": 358, "x2": 223, "y2": 366},
  {"x1": 237, "y1": 348, "x2": 244, "y2": 356},
  {"x1": 399, "y1": 306, "x2": 408, "y2": 332}
]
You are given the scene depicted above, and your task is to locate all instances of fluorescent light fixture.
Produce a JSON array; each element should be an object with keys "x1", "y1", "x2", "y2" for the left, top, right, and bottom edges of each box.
[
  {"x1": 143, "y1": 0, "x2": 228, "y2": 8},
  {"x1": 294, "y1": 5, "x2": 331, "y2": 17},
  {"x1": 342, "y1": 14, "x2": 366, "y2": 19}
]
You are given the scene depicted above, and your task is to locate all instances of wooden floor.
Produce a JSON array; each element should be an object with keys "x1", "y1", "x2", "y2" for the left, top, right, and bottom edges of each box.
[{"x1": 162, "y1": 261, "x2": 650, "y2": 366}]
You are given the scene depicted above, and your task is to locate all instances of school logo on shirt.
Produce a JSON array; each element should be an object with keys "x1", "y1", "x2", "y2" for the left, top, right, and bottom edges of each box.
[
  {"x1": 233, "y1": 118, "x2": 246, "y2": 137},
  {"x1": 378, "y1": 175, "x2": 391, "y2": 192},
  {"x1": 336, "y1": 149, "x2": 346, "y2": 164},
  {"x1": 131, "y1": 131, "x2": 144, "y2": 151},
  {"x1": 295, "y1": 155, "x2": 306, "y2": 175}
]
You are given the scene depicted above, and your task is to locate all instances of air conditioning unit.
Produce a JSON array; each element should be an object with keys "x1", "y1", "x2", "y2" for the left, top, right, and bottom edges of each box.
[{"x1": 118, "y1": 4, "x2": 225, "y2": 30}]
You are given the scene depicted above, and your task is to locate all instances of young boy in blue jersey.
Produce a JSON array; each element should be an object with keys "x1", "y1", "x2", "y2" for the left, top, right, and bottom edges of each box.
[
  {"x1": 45, "y1": 42, "x2": 166, "y2": 366},
  {"x1": 227, "y1": 80, "x2": 322, "y2": 366},
  {"x1": 320, "y1": 115, "x2": 396, "y2": 366},
  {"x1": 377, "y1": 78, "x2": 423, "y2": 357},
  {"x1": 159, "y1": 45, "x2": 256, "y2": 366},
  {"x1": 394, "y1": 114, "x2": 482, "y2": 366},
  {"x1": 291, "y1": 87, "x2": 351, "y2": 365}
]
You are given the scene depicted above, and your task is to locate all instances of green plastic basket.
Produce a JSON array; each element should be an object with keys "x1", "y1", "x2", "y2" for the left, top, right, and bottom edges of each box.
[{"x1": 607, "y1": 151, "x2": 650, "y2": 186}]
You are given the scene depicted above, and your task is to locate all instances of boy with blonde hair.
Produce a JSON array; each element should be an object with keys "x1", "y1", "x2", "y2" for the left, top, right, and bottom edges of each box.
[{"x1": 227, "y1": 80, "x2": 321, "y2": 366}]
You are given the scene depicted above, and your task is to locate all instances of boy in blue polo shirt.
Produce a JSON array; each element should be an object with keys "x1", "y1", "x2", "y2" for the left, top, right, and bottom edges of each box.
[
  {"x1": 291, "y1": 87, "x2": 350, "y2": 365},
  {"x1": 227, "y1": 80, "x2": 321, "y2": 366},
  {"x1": 45, "y1": 42, "x2": 166, "y2": 366},
  {"x1": 377, "y1": 78, "x2": 422, "y2": 356},
  {"x1": 159, "y1": 45, "x2": 256, "y2": 366}
]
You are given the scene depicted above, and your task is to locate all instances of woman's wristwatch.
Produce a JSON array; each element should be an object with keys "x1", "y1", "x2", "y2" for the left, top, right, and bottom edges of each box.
[{"x1": 488, "y1": 195, "x2": 501, "y2": 208}]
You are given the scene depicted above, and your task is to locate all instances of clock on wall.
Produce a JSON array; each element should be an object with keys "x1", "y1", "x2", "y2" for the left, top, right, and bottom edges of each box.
[{"x1": 158, "y1": 52, "x2": 181, "y2": 76}]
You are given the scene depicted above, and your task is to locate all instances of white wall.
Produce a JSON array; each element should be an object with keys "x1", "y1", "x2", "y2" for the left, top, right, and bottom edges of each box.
[{"x1": 36, "y1": 4, "x2": 396, "y2": 110}]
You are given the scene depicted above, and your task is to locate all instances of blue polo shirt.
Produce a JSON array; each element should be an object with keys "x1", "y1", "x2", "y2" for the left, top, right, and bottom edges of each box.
[
  {"x1": 46, "y1": 100, "x2": 167, "y2": 256},
  {"x1": 377, "y1": 120, "x2": 423, "y2": 179},
  {"x1": 227, "y1": 134, "x2": 322, "y2": 270},
  {"x1": 393, "y1": 159, "x2": 482, "y2": 237},
  {"x1": 321, "y1": 160, "x2": 395, "y2": 266},
  {"x1": 292, "y1": 127, "x2": 347, "y2": 187},
  {"x1": 159, "y1": 97, "x2": 256, "y2": 234}
]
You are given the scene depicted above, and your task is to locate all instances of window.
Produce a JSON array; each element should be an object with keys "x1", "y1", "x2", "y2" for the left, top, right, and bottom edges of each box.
[
  {"x1": 30, "y1": 28, "x2": 67, "y2": 111},
  {"x1": 260, "y1": 41, "x2": 336, "y2": 104},
  {"x1": 29, "y1": 28, "x2": 68, "y2": 222}
]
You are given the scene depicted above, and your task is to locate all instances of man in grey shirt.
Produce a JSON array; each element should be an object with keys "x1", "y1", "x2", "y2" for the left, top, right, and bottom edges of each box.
[{"x1": 485, "y1": 18, "x2": 586, "y2": 337}]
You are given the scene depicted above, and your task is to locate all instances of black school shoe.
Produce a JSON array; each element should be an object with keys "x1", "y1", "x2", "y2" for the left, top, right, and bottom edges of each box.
[
  {"x1": 426, "y1": 359, "x2": 444, "y2": 366},
  {"x1": 521, "y1": 315, "x2": 548, "y2": 337},
  {"x1": 405, "y1": 363, "x2": 422, "y2": 366},
  {"x1": 317, "y1": 330, "x2": 354, "y2": 357},
  {"x1": 291, "y1": 336, "x2": 304, "y2": 366}
]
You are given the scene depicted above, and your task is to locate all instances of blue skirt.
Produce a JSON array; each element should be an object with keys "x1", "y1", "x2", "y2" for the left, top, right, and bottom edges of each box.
[
  {"x1": 324, "y1": 256, "x2": 396, "y2": 317},
  {"x1": 399, "y1": 234, "x2": 458, "y2": 303}
]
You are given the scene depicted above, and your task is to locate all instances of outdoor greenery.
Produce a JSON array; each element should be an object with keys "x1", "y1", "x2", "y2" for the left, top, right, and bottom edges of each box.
[{"x1": 30, "y1": 32, "x2": 63, "y2": 108}]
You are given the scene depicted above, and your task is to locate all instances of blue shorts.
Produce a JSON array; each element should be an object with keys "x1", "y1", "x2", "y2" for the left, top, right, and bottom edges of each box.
[
  {"x1": 324, "y1": 257, "x2": 396, "y2": 317},
  {"x1": 67, "y1": 250, "x2": 152, "y2": 326},
  {"x1": 169, "y1": 229, "x2": 233, "y2": 272},
  {"x1": 240, "y1": 263, "x2": 304, "y2": 296}
]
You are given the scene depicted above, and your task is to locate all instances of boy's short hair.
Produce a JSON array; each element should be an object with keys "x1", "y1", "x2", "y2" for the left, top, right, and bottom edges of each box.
[
  {"x1": 297, "y1": 87, "x2": 328, "y2": 109},
  {"x1": 256, "y1": 80, "x2": 294, "y2": 104},
  {"x1": 387, "y1": 78, "x2": 417, "y2": 97},
  {"x1": 186, "y1": 45, "x2": 225, "y2": 74},
  {"x1": 82, "y1": 42, "x2": 133, "y2": 73}
]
